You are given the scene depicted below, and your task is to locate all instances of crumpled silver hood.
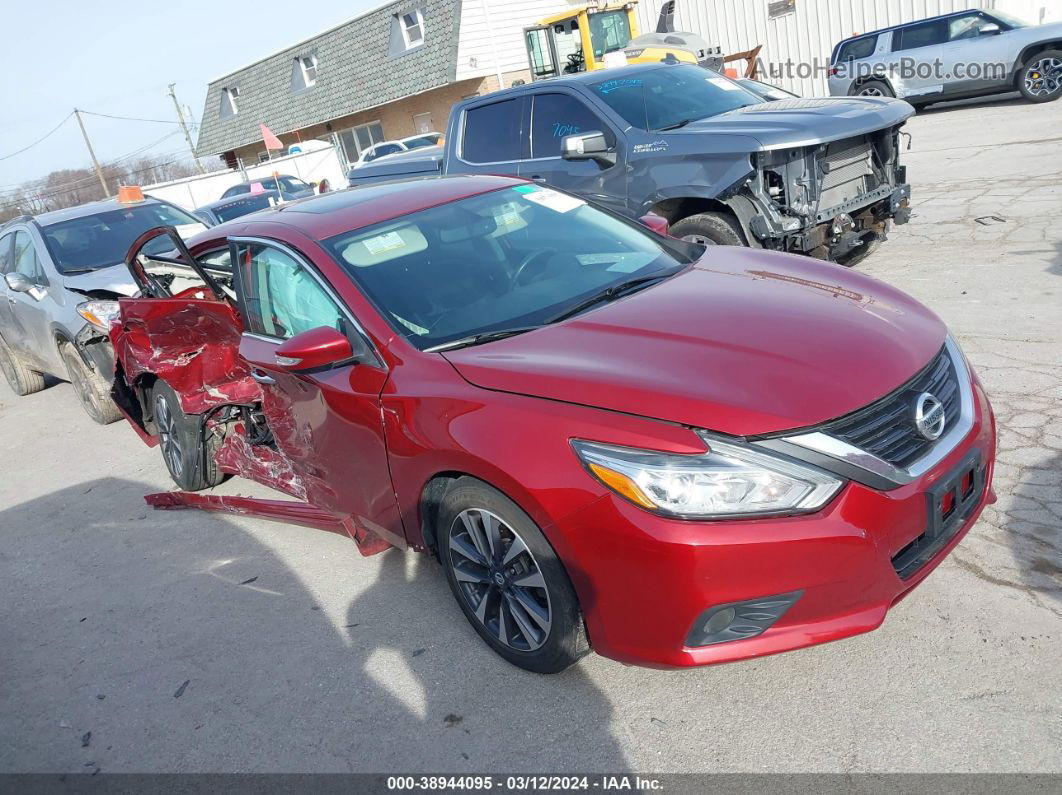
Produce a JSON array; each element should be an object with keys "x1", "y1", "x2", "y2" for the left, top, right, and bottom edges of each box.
[{"x1": 63, "y1": 264, "x2": 139, "y2": 297}]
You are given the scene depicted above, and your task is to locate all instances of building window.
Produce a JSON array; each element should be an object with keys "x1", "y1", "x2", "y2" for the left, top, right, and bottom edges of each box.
[
  {"x1": 258, "y1": 151, "x2": 271, "y2": 164},
  {"x1": 220, "y1": 87, "x2": 240, "y2": 119},
  {"x1": 337, "y1": 120, "x2": 386, "y2": 166},
  {"x1": 291, "y1": 54, "x2": 318, "y2": 92},
  {"x1": 400, "y1": 9, "x2": 425, "y2": 49}
]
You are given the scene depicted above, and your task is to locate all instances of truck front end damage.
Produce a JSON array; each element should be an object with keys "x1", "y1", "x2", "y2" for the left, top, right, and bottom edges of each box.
[{"x1": 747, "y1": 127, "x2": 911, "y2": 265}]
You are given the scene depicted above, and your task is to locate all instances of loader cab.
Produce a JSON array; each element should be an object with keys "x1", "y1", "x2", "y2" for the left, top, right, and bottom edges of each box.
[{"x1": 524, "y1": 4, "x2": 639, "y2": 80}]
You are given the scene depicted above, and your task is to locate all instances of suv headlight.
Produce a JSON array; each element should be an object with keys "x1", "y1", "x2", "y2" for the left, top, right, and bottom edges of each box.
[
  {"x1": 571, "y1": 433, "x2": 843, "y2": 519},
  {"x1": 76, "y1": 300, "x2": 121, "y2": 332}
]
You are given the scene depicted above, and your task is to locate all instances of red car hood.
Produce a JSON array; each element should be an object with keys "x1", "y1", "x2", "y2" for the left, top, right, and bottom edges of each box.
[{"x1": 442, "y1": 249, "x2": 947, "y2": 436}]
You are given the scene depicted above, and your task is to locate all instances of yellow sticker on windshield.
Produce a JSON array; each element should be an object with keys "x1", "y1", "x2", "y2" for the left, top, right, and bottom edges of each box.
[{"x1": 362, "y1": 230, "x2": 407, "y2": 255}]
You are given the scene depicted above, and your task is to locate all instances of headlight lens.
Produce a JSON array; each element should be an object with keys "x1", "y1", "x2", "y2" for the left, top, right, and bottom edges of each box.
[
  {"x1": 76, "y1": 300, "x2": 121, "y2": 332},
  {"x1": 572, "y1": 433, "x2": 843, "y2": 519}
]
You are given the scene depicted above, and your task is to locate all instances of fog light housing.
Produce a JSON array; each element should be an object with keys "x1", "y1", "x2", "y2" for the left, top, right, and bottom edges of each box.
[{"x1": 685, "y1": 591, "x2": 803, "y2": 647}]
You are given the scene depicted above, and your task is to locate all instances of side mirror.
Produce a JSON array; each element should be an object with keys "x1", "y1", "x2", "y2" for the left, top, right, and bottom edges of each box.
[
  {"x1": 561, "y1": 131, "x2": 616, "y2": 167},
  {"x1": 980, "y1": 23, "x2": 1001, "y2": 35},
  {"x1": 5, "y1": 272, "x2": 34, "y2": 293},
  {"x1": 273, "y1": 326, "x2": 354, "y2": 371},
  {"x1": 638, "y1": 214, "x2": 669, "y2": 236}
]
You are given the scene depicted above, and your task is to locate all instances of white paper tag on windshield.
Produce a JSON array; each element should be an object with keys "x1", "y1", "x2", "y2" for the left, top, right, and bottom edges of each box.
[
  {"x1": 363, "y1": 231, "x2": 406, "y2": 255},
  {"x1": 707, "y1": 77, "x2": 742, "y2": 91},
  {"x1": 518, "y1": 187, "x2": 585, "y2": 213}
]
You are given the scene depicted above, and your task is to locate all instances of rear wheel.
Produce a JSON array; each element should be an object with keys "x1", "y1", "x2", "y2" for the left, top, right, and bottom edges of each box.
[
  {"x1": 61, "y1": 344, "x2": 121, "y2": 425},
  {"x1": 670, "y1": 211, "x2": 746, "y2": 247},
  {"x1": 850, "y1": 79, "x2": 895, "y2": 98},
  {"x1": 0, "y1": 336, "x2": 46, "y2": 396},
  {"x1": 1018, "y1": 51, "x2": 1062, "y2": 103},
  {"x1": 152, "y1": 380, "x2": 226, "y2": 491},
  {"x1": 438, "y1": 478, "x2": 588, "y2": 674}
]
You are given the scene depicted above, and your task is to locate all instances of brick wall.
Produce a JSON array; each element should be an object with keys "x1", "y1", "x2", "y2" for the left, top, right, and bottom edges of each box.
[{"x1": 228, "y1": 68, "x2": 532, "y2": 168}]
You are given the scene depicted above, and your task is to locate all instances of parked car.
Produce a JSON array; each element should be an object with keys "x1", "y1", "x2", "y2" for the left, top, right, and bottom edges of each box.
[
  {"x1": 737, "y1": 77, "x2": 799, "y2": 101},
  {"x1": 108, "y1": 176, "x2": 995, "y2": 673},
  {"x1": 0, "y1": 193, "x2": 207, "y2": 423},
  {"x1": 346, "y1": 63, "x2": 914, "y2": 265},
  {"x1": 219, "y1": 175, "x2": 315, "y2": 200},
  {"x1": 192, "y1": 190, "x2": 285, "y2": 226},
  {"x1": 350, "y1": 133, "x2": 443, "y2": 169},
  {"x1": 828, "y1": 8, "x2": 1062, "y2": 106}
]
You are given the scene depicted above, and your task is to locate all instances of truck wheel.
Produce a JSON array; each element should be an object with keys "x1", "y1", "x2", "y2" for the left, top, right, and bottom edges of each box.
[
  {"x1": 151, "y1": 380, "x2": 226, "y2": 491},
  {"x1": 438, "y1": 477, "x2": 589, "y2": 674},
  {"x1": 1018, "y1": 51, "x2": 1062, "y2": 103},
  {"x1": 61, "y1": 344, "x2": 122, "y2": 425},
  {"x1": 670, "y1": 211, "x2": 746, "y2": 247},
  {"x1": 0, "y1": 336, "x2": 46, "y2": 396},
  {"x1": 850, "y1": 79, "x2": 895, "y2": 98}
]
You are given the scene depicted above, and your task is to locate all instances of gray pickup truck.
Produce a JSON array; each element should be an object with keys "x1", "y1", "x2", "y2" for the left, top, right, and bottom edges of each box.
[{"x1": 348, "y1": 63, "x2": 915, "y2": 265}]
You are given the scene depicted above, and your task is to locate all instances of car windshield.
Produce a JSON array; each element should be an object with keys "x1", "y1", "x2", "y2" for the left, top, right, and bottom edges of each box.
[
  {"x1": 213, "y1": 194, "x2": 276, "y2": 222},
  {"x1": 591, "y1": 65, "x2": 763, "y2": 130},
  {"x1": 989, "y1": 11, "x2": 1029, "y2": 28},
  {"x1": 41, "y1": 203, "x2": 203, "y2": 274},
  {"x1": 404, "y1": 135, "x2": 439, "y2": 150},
  {"x1": 322, "y1": 186, "x2": 699, "y2": 350}
]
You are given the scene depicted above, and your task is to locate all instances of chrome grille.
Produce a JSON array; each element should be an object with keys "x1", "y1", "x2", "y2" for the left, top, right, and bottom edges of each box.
[{"x1": 822, "y1": 346, "x2": 961, "y2": 469}]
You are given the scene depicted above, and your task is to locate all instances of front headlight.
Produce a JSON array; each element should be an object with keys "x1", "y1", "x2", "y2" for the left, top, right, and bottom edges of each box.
[
  {"x1": 571, "y1": 433, "x2": 843, "y2": 519},
  {"x1": 76, "y1": 300, "x2": 121, "y2": 332}
]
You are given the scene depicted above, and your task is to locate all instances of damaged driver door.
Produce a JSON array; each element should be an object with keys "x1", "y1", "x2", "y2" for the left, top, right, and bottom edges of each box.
[{"x1": 230, "y1": 238, "x2": 405, "y2": 550}]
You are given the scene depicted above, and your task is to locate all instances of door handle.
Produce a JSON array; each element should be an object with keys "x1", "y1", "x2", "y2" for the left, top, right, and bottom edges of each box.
[{"x1": 250, "y1": 368, "x2": 276, "y2": 385}]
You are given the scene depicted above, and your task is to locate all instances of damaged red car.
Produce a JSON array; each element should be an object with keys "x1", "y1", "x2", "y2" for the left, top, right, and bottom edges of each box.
[{"x1": 108, "y1": 175, "x2": 996, "y2": 673}]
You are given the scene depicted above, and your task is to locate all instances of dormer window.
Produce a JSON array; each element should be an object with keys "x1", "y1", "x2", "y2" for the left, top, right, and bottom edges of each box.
[
  {"x1": 291, "y1": 54, "x2": 318, "y2": 91},
  {"x1": 220, "y1": 86, "x2": 240, "y2": 119},
  {"x1": 400, "y1": 9, "x2": 425, "y2": 49}
]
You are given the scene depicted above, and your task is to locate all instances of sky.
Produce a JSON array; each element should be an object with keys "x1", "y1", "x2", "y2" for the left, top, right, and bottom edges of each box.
[{"x1": 0, "y1": 0, "x2": 380, "y2": 191}]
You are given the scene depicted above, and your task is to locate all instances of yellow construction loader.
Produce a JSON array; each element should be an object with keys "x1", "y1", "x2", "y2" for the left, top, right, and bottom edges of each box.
[{"x1": 523, "y1": 2, "x2": 760, "y2": 81}]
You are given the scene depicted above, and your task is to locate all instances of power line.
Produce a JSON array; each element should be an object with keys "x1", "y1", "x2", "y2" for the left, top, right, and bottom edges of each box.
[
  {"x1": 79, "y1": 109, "x2": 189, "y2": 125},
  {"x1": 0, "y1": 113, "x2": 73, "y2": 162}
]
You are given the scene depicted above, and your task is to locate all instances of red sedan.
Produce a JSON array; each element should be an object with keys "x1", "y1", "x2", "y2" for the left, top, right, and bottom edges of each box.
[{"x1": 107, "y1": 176, "x2": 996, "y2": 673}]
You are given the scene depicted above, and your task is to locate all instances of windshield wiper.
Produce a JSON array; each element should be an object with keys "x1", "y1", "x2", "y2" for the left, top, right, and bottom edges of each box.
[
  {"x1": 425, "y1": 326, "x2": 543, "y2": 353},
  {"x1": 655, "y1": 118, "x2": 697, "y2": 131},
  {"x1": 547, "y1": 272, "x2": 676, "y2": 325}
]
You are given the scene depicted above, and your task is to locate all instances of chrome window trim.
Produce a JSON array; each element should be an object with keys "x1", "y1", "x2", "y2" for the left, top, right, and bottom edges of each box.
[
  {"x1": 228, "y1": 235, "x2": 384, "y2": 370},
  {"x1": 754, "y1": 336, "x2": 975, "y2": 488}
]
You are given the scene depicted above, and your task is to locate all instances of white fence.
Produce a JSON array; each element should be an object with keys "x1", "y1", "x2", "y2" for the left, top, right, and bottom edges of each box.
[
  {"x1": 634, "y1": 0, "x2": 1049, "y2": 97},
  {"x1": 142, "y1": 144, "x2": 348, "y2": 211}
]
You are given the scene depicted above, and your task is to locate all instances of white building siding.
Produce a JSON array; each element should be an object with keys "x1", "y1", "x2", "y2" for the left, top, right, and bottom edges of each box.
[
  {"x1": 455, "y1": 0, "x2": 577, "y2": 82},
  {"x1": 633, "y1": 0, "x2": 1001, "y2": 97}
]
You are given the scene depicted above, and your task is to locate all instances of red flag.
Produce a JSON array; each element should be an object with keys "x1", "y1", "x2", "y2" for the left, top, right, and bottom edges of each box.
[{"x1": 260, "y1": 124, "x2": 283, "y2": 151}]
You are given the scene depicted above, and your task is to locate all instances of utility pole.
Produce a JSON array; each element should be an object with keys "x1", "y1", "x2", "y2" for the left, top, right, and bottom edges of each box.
[
  {"x1": 167, "y1": 83, "x2": 204, "y2": 174},
  {"x1": 74, "y1": 108, "x2": 110, "y2": 197}
]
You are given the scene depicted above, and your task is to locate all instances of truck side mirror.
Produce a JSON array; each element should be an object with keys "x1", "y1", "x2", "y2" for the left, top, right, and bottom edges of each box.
[
  {"x1": 561, "y1": 131, "x2": 616, "y2": 167},
  {"x1": 980, "y1": 23, "x2": 1001, "y2": 35}
]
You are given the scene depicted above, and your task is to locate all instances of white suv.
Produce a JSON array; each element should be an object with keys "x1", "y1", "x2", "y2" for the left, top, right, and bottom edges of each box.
[{"x1": 828, "y1": 9, "x2": 1062, "y2": 107}]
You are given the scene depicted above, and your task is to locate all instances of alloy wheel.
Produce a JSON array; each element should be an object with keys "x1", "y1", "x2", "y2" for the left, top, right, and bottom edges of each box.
[
  {"x1": 448, "y1": 508, "x2": 552, "y2": 651},
  {"x1": 1025, "y1": 58, "x2": 1062, "y2": 97},
  {"x1": 67, "y1": 357, "x2": 100, "y2": 416},
  {"x1": 154, "y1": 393, "x2": 184, "y2": 477},
  {"x1": 859, "y1": 86, "x2": 885, "y2": 97}
]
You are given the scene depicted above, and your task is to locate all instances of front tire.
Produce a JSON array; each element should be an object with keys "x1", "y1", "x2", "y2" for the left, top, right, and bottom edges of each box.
[
  {"x1": 670, "y1": 211, "x2": 746, "y2": 247},
  {"x1": 1018, "y1": 51, "x2": 1062, "y2": 103},
  {"x1": 61, "y1": 344, "x2": 122, "y2": 425},
  {"x1": 438, "y1": 478, "x2": 588, "y2": 674},
  {"x1": 0, "y1": 336, "x2": 46, "y2": 396},
  {"x1": 152, "y1": 380, "x2": 226, "y2": 491}
]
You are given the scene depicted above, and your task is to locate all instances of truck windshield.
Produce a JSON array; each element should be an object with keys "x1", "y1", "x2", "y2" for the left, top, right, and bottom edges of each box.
[
  {"x1": 589, "y1": 10, "x2": 632, "y2": 58},
  {"x1": 591, "y1": 65, "x2": 763, "y2": 130},
  {"x1": 41, "y1": 203, "x2": 204, "y2": 274},
  {"x1": 323, "y1": 185, "x2": 700, "y2": 351}
]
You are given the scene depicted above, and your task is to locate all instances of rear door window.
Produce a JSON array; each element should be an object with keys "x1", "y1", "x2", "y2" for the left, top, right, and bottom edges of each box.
[
  {"x1": 836, "y1": 35, "x2": 878, "y2": 62},
  {"x1": 461, "y1": 99, "x2": 525, "y2": 164},
  {"x1": 893, "y1": 20, "x2": 948, "y2": 51},
  {"x1": 530, "y1": 93, "x2": 612, "y2": 158}
]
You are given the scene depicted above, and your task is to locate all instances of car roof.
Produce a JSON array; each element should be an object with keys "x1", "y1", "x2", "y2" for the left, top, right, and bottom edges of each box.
[
  {"x1": 24, "y1": 196, "x2": 173, "y2": 227},
  {"x1": 191, "y1": 174, "x2": 525, "y2": 243},
  {"x1": 474, "y1": 62, "x2": 680, "y2": 101},
  {"x1": 835, "y1": 7, "x2": 991, "y2": 45}
]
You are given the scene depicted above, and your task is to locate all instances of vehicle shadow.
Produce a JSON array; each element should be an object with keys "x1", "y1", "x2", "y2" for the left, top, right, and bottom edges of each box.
[
  {"x1": 915, "y1": 93, "x2": 1026, "y2": 115},
  {"x1": 0, "y1": 478, "x2": 628, "y2": 773},
  {"x1": 1000, "y1": 451, "x2": 1062, "y2": 609}
]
